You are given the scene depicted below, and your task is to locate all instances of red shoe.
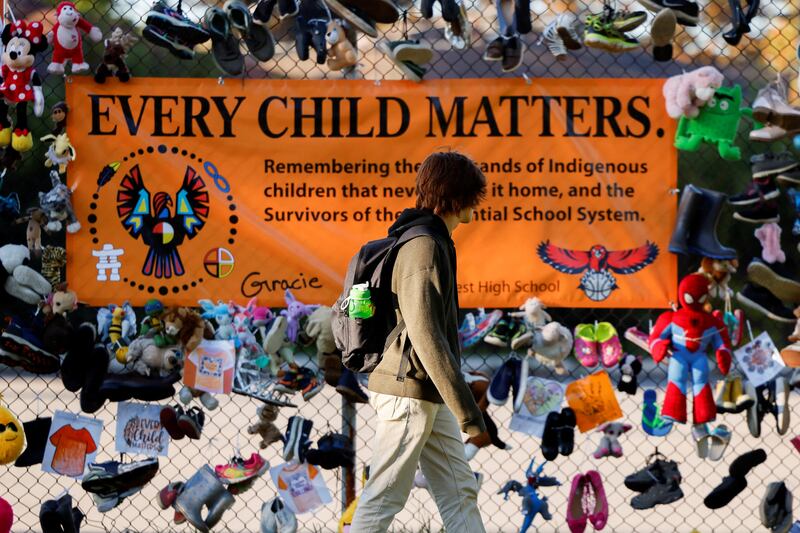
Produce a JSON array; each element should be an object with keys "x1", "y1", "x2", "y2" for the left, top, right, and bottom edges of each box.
[
  {"x1": 567, "y1": 473, "x2": 588, "y2": 533},
  {"x1": 586, "y1": 470, "x2": 608, "y2": 530},
  {"x1": 215, "y1": 453, "x2": 269, "y2": 485},
  {"x1": 159, "y1": 405, "x2": 185, "y2": 440},
  {"x1": 157, "y1": 481, "x2": 184, "y2": 509}
]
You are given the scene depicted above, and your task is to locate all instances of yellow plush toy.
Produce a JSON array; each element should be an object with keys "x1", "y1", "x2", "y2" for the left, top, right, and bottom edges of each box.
[{"x1": 0, "y1": 397, "x2": 24, "y2": 465}]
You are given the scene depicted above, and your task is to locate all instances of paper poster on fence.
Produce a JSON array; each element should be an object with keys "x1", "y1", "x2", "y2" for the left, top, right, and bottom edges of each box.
[
  {"x1": 509, "y1": 376, "x2": 565, "y2": 437},
  {"x1": 42, "y1": 411, "x2": 103, "y2": 479},
  {"x1": 734, "y1": 331, "x2": 784, "y2": 387},
  {"x1": 115, "y1": 402, "x2": 169, "y2": 457},
  {"x1": 66, "y1": 77, "x2": 677, "y2": 309}
]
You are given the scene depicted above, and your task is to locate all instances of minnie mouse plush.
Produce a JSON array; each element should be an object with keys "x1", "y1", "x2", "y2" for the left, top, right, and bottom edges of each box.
[{"x1": 0, "y1": 20, "x2": 46, "y2": 152}]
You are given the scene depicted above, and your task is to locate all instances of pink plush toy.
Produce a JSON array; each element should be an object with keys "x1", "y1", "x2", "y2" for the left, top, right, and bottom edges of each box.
[
  {"x1": 663, "y1": 66, "x2": 725, "y2": 119},
  {"x1": 593, "y1": 422, "x2": 632, "y2": 458},
  {"x1": 47, "y1": 1, "x2": 102, "y2": 74},
  {"x1": 755, "y1": 222, "x2": 785, "y2": 264}
]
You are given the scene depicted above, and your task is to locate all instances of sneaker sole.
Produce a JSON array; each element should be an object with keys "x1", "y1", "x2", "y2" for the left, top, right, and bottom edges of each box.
[
  {"x1": 142, "y1": 26, "x2": 194, "y2": 60},
  {"x1": 728, "y1": 189, "x2": 780, "y2": 206},
  {"x1": 0, "y1": 334, "x2": 59, "y2": 373},
  {"x1": 753, "y1": 107, "x2": 800, "y2": 132},
  {"x1": 777, "y1": 173, "x2": 800, "y2": 185},
  {"x1": 753, "y1": 163, "x2": 800, "y2": 178},
  {"x1": 145, "y1": 13, "x2": 210, "y2": 44},
  {"x1": 584, "y1": 34, "x2": 639, "y2": 53},
  {"x1": 218, "y1": 460, "x2": 269, "y2": 485},
  {"x1": 732, "y1": 211, "x2": 779, "y2": 224},
  {"x1": 747, "y1": 261, "x2": 800, "y2": 303},
  {"x1": 736, "y1": 291, "x2": 796, "y2": 324},
  {"x1": 283, "y1": 417, "x2": 301, "y2": 461},
  {"x1": 650, "y1": 9, "x2": 677, "y2": 46},
  {"x1": 501, "y1": 44, "x2": 525, "y2": 73},
  {"x1": 635, "y1": 0, "x2": 699, "y2": 25},
  {"x1": 377, "y1": 41, "x2": 423, "y2": 82}
]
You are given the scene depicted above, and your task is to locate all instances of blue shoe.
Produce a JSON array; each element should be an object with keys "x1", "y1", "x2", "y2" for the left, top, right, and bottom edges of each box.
[
  {"x1": 487, "y1": 357, "x2": 521, "y2": 406},
  {"x1": 642, "y1": 389, "x2": 673, "y2": 437},
  {"x1": 335, "y1": 368, "x2": 368, "y2": 404}
]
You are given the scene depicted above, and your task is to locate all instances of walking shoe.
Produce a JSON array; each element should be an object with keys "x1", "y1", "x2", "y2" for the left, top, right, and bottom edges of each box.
[
  {"x1": 723, "y1": 0, "x2": 758, "y2": 46},
  {"x1": 642, "y1": 389, "x2": 673, "y2": 436},
  {"x1": 737, "y1": 283, "x2": 796, "y2": 323},
  {"x1": 483, "y1": 36, "x2": 504, "y2": 61},
  {"x1": 215, "y1": 453, "x2": 269, "y2": 484},
  {"x1": 584, "y1": 18, "x2": 639, "y2": 52},
  {"x1": 595, "y1": 322, "x2": 622, "y2": 367},
  {"x1": 632, "y1": 479, "x2": 684, "y2": 509},
  {"x1": 306, "y1": 432, "x2": 355, "y2": 470},
  {"x1": 636, "y1": 0, "x2": 699, "y2": 26},
  {"x1": 459, "y1": 309, "x2": 503, "y2": 348},
  {"x1": 751, "y1": 152, "x2": 800, "y2": 178},
  {"x1": 585, "y1": 4, "x2": 646, "y2": 32},
  {"x1": 539, "y1": 15, "x2": 579, "y2": 61},
  {"x1": 557, "y1": 13, "x2": 583, "y2": 49},
  {"x1": 224, "y1": 0, "x2": 275, "y2": 62},
  {"x1": 586, "y1": 471, "x2": 608, "y2": 529},
  {"x1": 732, "y1": 200, "x2": 780, "y2": 224},
  {"x1": 205, "y1": 7, "x2": 245, "y2": 76},
  {"x1": 335, "y1": 368, "x2": 368, "y2": 404},
  {"x1": 747, "y1": 259, "x2": 800, "y2": 303},
  {"x1": 283, "y1": 416, "x2": 313, "y2": 463},
  {"x1": 377, "y1": 40, "x2": 430, "y2": 83},
  {"x1": 651, "y1": 8, "x2": 677, "y2": 62},
  {"x1": 761, "y1": 481, "x2": 793, "y2": 533},
  {"x1": 298, "y1": 368, "x2": 324, "y2": 401},
  {"x1": 566, "y1": 474, "x2": 588, "y2": 533},
  {"x1": 625, "y1": 453, "x2": 681, "y2": 493},
  {"x1": 177, "y1": 406, "x2": 205, "y2": 439},
  {"x1": 82, "y1": 458, "x2": 159, "y2": 496},
  {"x1": 146, "y1": 0, "x2": 211, "y2": 45},
  {"x1": 484, "y1": 318, "x2": 517, "y2": 347},
  {"x1": 729, "y1": 179, "x2": 779, "y2": 206},
  {"x1": 158, "y1": 481, "x2": 184, "y2": 509},
  {"x1": 704, "y1": 448, "x2": 767, "y2": 509},
  {"x1": 160, "y1": 404, "x2": 186, "y2": 440},
  {"x1": 0, "y1": 317, "x2": 59, "y2": 374},
  {"x1": 487, "y1": 357, "x2": 522, "y2": 406},
  {"x1": 261, "y1": 496, "x2": 297, "y2": 533},
  {"x1": 573, "y1": 324, "x2": 599, "y2": 367},
  {"x1": 444, "y1": 0, "x2": 471, "y2": 50},
  {"x1": 753, "y1": 75, "x2": 800, "y2": 132},
  {"x1": 751, "y1": 124, "x2": 795, "y2": 142},
  {"x1": 501, "y1": 33, "x2": 524, "y2": 73},
  {"x1": 142, "y1": 25, "x2": 195, "y2": 60}
]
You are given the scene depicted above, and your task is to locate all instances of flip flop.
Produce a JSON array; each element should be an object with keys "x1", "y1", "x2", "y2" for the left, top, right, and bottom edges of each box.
[
  {"x1": 204, "y1": 7, "x2": 245, "y2": 76},
  {"x1": 708, "y1": 424, "x2": 732, "y2": 461},
  {"x1": 224, "y1": 0, "x2": 275, "y2": 61},
  {"x1": 692, "y1": 423, "x2": 711, "y2": 459}
]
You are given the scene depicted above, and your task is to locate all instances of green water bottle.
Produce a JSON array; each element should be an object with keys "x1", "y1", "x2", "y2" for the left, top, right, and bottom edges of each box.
[{"x1": 348, "y1": 282, "x2": 375, "y2": 319}]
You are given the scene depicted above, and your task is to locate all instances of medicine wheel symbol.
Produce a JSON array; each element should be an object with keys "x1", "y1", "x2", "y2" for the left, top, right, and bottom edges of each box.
[{"x1": 204, "y1": 248, "x2": 235, "y2": 279}]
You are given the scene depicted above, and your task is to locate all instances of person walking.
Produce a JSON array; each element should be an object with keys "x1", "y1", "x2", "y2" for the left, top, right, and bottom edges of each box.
[{"x1": 350, "y1": 151, "x2": 489, "y2": 533}]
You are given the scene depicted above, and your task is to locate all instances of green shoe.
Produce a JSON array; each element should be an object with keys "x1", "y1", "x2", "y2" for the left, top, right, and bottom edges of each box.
[
  {"x1": 573, "y1": 323, "x2": 599, "y2": 368},
  {"x1": 584, "y1": 20, "x2": 639, "y2": 53},
  {"x1": 594, "y1": 322, "x2": 622, "y2": 367}
]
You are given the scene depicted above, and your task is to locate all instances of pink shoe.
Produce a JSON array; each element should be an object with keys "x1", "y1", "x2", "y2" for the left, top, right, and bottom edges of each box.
[
  {"x1": 574, "y1": 324, "x2": 599, "y2": 368},
  {"x1": 586, "y1": 470, "x2": 609, "y2": 530},
  {"x1": 567, "y1": 473, "x2": 588, "y2": 533},
  {"x1": 595, "y1": 322, "x2": 622, "y2": 367},
  {"x1": 215, "y1": 453, "x2": 269, "y2": 484}
]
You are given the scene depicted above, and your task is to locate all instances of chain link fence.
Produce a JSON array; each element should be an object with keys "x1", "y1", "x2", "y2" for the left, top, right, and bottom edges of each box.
[{"x1": 0, "y1": 0, "x2": 799, "y2": 531}]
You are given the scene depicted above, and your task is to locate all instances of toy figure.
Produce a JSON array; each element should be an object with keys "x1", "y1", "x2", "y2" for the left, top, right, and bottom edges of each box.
[
  {"x1": 497, "y1": 459, "x2": 560, "y2": 533},
  {"x1": 593, "y1": 422, "x2": 632, "y2": 458},
  {"x1": 50, "y1": 101, "x2": 68, "y2": 135},
  {"x1": 649, "y1": 274, "x2": 732, "y2": 426},
  {"x1": 40, "y1": 132, "x2": 76, "y2": 174},
  {"x1": 325, "y1": 19, "x2": 357, "y2": 71},
  {"x1": 674, "y1": 85, "x2": 751, "y2": 161},
  {"x1": 281, "y1": 289, "x2": 319, "y2": 344},
  {"x1": 14, "y1": 207, "x2": 47, "y2": 255},
  {"x1": 0, "y1": 20, "x2": 47, "y2": 152},
  {"x1": 97, "y1": 302, "x2": 137, "y2": 362},
  {"x1": 47, "y1": 1, "x2": 103, "y2": 74},
  {"x1": 94, "y1": 28, "x2": 136, "y2": 83},
  {"x1": 39, "y1": 170, "x2": 80, "y2": 233}
]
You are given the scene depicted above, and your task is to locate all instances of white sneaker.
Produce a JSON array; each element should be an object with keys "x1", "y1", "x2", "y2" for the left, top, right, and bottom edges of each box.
[
  {"x1": 261, "y1": 497, "x2": 297, "y2": 533},
  {"x1": 539, "y1": 14, "x2": 581, "y2": 61},
  {"x1": 539, "y1": 20, "x2": 567, "y2": 60}
]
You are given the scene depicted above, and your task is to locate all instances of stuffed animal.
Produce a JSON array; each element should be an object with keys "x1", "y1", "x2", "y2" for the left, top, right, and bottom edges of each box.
[
  {"x1": 40, "y1": 133, "x2": 75, "y2": 174},
  {"x1": 126, "y1": 336, "x2": 181, "y2": 377},
  {"x1": 40, "y1": 246, "x2": 67, "y2": 287},
  {"x1": 0, "y1": 244, "x2": 51, "y2": 305},
  {"x1": 263, "y1": 315, "x2": 295, "y2": 376},
  {"x1": 139, "y1": 299, "x2": 165, "y2": 338},
  {"x1": 199, "y1": 299, "x2": 236, "y2": 342},
  {"x1": 593, "y1": 422, "x2": 632, "y2": 458},
  {"x1": 649, "y1": 273, "x2": 732, "y2": 425},
  {"x1": 304, "y1": 306, "x2": 336, "y2": 366},
  {"x1": 529, "y1": 322, "x2": 573, "y2": 375},
  {"x1": 247, "y1": 404, "x2": 282, "y2": 449},
  {"x1": 94, "y1": 28, "x2": 136, "y2": 83},
  {"x1": 50, "y1": 101, "x2": 68, "y2": 135},
  {"x1": 41, "y1": 285, "x2": 77, "y2": 317},
  {"x1": 508, "y1": 297, "x2": 553, "y2": 350},
  {"x1": 0, "y1": 20, "x2": 46, "y2": 152},
  {"x1": 281, "y1": 290, "x2": 319, "y2": 344},
  {"x1": 697, "y1": 258, "x2": 737, "y2": 301},
  {"x1": 97, "y1": 302, "x2": 136, "y2": 362},
  {"x1": 14, "y1": 207, "x2": 47, "y2": 256},
  {"x1": 0, "y1": 399, "x2": 24, "y2": 465},
  {"x1": 162, "y1": 307, "x2": 205, "y2": 354},
  {"x1": 617, "y1": 353, "x2": 642, "y2": 395},
  {"x1": 39, "y1": 170, "x2": 80, "y2": 234},
  {"x1": 326, "y1": 19, "x2": 356, "y2": 71},
  {"x1": 47, "y1": 1, "x2": 102, "y2": 74},
  {"x1": 755, "y1": 223, "x2": 785, "y2": 264},
  {"x1": 663, "y1": 66, "x2": 725, "y2": 119},
  {"x1": 463, "y1": 370, "x2": 510, "y2": 460}
]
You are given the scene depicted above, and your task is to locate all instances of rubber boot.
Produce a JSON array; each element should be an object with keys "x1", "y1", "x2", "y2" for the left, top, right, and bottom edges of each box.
[
  {"x1": 174, "y1": 465, "x2": 235, "y2": 533},
  {"x1": 669, "y1": 184, "x2": 702, "y2": 255},
  {"x1": 687, "y1": 186, "x2": 738, "y2": 259}
]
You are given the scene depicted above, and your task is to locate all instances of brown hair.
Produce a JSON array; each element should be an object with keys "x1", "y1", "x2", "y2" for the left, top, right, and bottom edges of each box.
[{"x1": 415, "y1": 151, "x2": 487, "y2": 214}]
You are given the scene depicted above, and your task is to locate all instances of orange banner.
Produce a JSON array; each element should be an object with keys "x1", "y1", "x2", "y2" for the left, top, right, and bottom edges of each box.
[{"x1": 66, "y1": 77, "x2": 677, "y2": 308}]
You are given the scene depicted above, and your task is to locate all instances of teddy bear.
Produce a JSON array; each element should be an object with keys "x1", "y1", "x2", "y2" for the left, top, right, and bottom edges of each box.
[
  {"x1": 14, "y1": 207, "x2": 48, "y2": 257},
  {"x1": 94, "y1": 27, "x2": 136, "y2": 83},
  {"x1": 0, "y1": 243, "x2": 51, "y2": 305},
  {"x1": 40, "y1": 285, "x2": 77, "y2": 317},
  {"x1": 325, "y1": 19, "x2": 357, "y2": 71},
  {"x1": 247, "y1": 403, "x2": 282, "y2": 449},
  {"x1": 697, "y1": 257, "x2": 737, "y2": 301},
  {"x1": 47, "y1": 1, "x2": 102, "y2": 75},
  {"x1": 161, "y1": 307, "x2": 205, "y2": 354},
  {"x1": 126, "y1": 336, "x2": 182, "y2": 377},
  {"x1": 593, "y1": 422, "x2": 632, "y2": 459},
  {"x1": 0, "y1": 20, "x2": 46, "y2": 152},
  {"x1": 663, "y1": 66, "x2": 724, "y2": 119}
]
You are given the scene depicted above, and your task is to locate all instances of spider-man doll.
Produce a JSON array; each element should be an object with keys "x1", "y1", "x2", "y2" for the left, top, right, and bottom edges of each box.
[{"x1": 648, "y1": 273, "x2": 731, "y2": 425}]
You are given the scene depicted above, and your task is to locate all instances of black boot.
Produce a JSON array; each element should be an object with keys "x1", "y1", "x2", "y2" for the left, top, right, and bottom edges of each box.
[
  {"x1": 688, "y1": 185, "x2": 737, "y2": 259},
  {"x1": 669, "y1": 184, "x2": 702, "y2": 255},
  {"x1": 723, "y1": 0, "x2": 749, "y2": 46}
]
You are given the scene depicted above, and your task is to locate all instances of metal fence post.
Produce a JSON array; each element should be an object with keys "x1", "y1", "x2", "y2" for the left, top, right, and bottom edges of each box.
[{"x1": 342, "y1": 395, "x2": 357, "y2": 511}]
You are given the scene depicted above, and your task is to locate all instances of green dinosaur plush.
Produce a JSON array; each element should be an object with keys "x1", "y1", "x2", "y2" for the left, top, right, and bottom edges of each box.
[{"x1": 674, "y1": 85, "x2": 752, "y2": 161}]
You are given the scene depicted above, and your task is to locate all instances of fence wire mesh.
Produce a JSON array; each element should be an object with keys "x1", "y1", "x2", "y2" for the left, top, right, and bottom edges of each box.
[{"x1": 0, "y1": 0, "x2": 798, "y2": 531}]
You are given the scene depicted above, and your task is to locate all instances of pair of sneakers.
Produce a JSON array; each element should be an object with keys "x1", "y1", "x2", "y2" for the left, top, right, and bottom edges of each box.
[
  {"x1": 583, "y1": 3, "x2": 645, "y2": 53},
  {"x1": 82, "y1": 457, "x2": 160, "y2": 512},
  {"x1": 275, "y1": 363, "x2": 324, "y2": 401},
  {"x1": 574, "y1": 322, "x2": 622, "y2": 368},
  {"x1": 484, "y1": 317, "x2": 526, "y2": 349},
  {"x1": 160, "y1": 404, "x2": 205, "y2": 440},
  {"x1": 566, "y1": 471, "x2": 607, "y2": 533},
  {"x1": 483, "y1": 31, "x2": 525, "y2": 73},
  {"x1": 283, "y1": 416, "x2": 313, "y2": 463},
  {"x1": 261, "y1": 496, "x2": 297, "y2": 533},
  {"x1": 625, "y1": 453, "x2": 684, "y2": 510},
  {"x1": 205, "y1": 0, "x2": 276, "y2": 76},
  {"x1": 143, "y1": 0, "x2": 211, "y2": 60},
  {"x1": 539, "y1": 14, "x2": 582, "y2": 61}
]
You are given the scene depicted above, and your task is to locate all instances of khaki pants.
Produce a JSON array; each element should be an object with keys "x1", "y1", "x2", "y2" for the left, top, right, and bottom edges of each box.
[{"x1": 350, "y1": 393, "x2": 486, "y2": 533}]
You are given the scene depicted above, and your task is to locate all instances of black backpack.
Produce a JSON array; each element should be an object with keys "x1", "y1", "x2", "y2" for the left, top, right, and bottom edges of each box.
[{"x1": 332, "y1": 225, "x2": 442, "y2": 375}]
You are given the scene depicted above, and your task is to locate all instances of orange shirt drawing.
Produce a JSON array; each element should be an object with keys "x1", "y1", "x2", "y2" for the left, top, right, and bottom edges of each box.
[{"x1": 49, "y1": 425, "x2": 97, "y2": 477}]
